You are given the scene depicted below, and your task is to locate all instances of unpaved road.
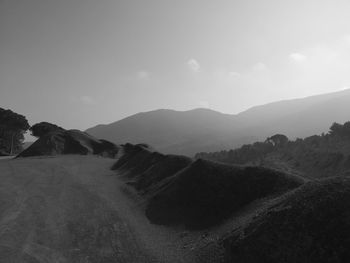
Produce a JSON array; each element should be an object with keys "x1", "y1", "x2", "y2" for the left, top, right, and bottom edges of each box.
[{"x1": 0, "y1": 156, "x2": 195, "y2": 263}]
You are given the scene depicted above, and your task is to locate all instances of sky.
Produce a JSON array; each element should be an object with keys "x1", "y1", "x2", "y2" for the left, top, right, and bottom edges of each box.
[{"x1": 1, "y1": 0, "x2": 350, "y2": 133}]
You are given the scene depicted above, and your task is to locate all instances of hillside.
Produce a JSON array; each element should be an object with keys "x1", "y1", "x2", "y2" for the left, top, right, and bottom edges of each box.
[
  {"x1": 145, "y1": 159, "x2": 303, "y2": 228},
  {"x1": 222, "y1": 176, "x2": 350, "y2": 263},
  {"x1": 111, "y1": 143, "x2": 304, "y2": 229},
  {"x1": 110, "y1": 142, "x2": 350, "y2": 262},
  {"x1": 87, "y1": 108, "x2": 243, "y2": 155},
  {"x1": 196, "y1": 121, "x2": 350, "y2": 179},
  {"x1": 236, "y1": 89, "x2": 350, "y2": 139},
  {"x1": 86, "y1": 89, "x2": 350, "y2": 156},
  {"x1": 112, "y1": 143, "x2": 192, "y2": 193},
  {"x1": 3, "y1": 141, "x2": 349, "y2": 262}
]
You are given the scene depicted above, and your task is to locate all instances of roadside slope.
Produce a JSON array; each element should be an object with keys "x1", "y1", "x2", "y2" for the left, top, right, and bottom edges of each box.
[
  {"x1": 222, "y1": 176, "x2": 350, "y2": 263},
  {"x1": 111, "y1": 144, "x2": 304, "y2": 229}
]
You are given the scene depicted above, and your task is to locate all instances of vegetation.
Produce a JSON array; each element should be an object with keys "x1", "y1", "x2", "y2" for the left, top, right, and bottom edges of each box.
[
  {"x1": 0, "y1": 107, "x2": 30, "y2": 155},
  {"x1": 196, "y1": 139, "x2": 276, "y2": 165},
  {"x1": 30, "y1": 121, "x2": 64, "y2": 138},
  {"x1": 195, "y1": 121, "x2": 350, "y2": 178},
  {"x1": 329, "y1": 121, "x2": 350, "y2": 138},
  {"x1": 266, "y1": 134, "x2": 289, "y2": 146},
  {"x1": 18, "y1": 129, "x2": 119, "y2": 158}
]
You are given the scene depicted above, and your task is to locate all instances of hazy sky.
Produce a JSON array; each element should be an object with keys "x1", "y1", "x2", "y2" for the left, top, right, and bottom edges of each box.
[{"x1": 1, "y1": 0, "x2": 350, "y2": 131}]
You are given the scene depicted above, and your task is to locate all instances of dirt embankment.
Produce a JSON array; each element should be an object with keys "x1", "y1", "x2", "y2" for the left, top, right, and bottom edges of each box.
[
  {"x1": 112, "y1": 144, "x2": 304, "y2": 229},
  {"x1": 111, "y1": 143, "x2": 350, "y2": 262},
  {"x1": 112, "y1": 143, "x2": 192, "y2": 193},
  {"x1": 222, "y1": 176, "x2": 350, "y2": 263},
  {"x1": 146, "y1": 159, "x2": 304, "y2": 228},
  {"x1": 3, "y1": 147, "x2": 350, "y2": 263},
  {"x1": 18, "y1": 129, "x2": 119, "y2": 158}
]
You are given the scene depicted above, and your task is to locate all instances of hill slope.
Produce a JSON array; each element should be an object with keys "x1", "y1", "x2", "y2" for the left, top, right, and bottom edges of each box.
[
  {"x1": 196, "y1": 121, "x2": 350, "y2": 179},
  {"x1": 110, "y1": 143, "x2": 350, "y2": 262},
  {"x1": 222, "y1": 176, "x2": 350, "y2": 263},
  {"x1": 86, "y1": 89, "x2": 350, "y2": 155},
  {"x1": 111, "y1": 143, "x2": 304, "y2": 229},
  {"x1": 145, "y1": 159, "x2": 304, "y2": 228},
  {"x1": 87, "y1": 108, "x2": 242, "y2": 155}
]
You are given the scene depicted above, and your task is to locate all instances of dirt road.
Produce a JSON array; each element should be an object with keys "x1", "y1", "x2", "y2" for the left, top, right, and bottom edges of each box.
[{"x1": 0, "y1": 156, "x2": 194, "y2": 263}]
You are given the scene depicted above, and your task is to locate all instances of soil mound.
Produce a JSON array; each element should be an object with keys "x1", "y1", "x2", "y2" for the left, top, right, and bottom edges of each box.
[
  {"x1": 18, "y1": 129, "x2": 119, "y2": 157},
  {"x1": 112, "y1": 143, "x2": 192, "y2": 192},
  {"x1": 145, "y1": 159, "x2": 304, "y2": 228},
  {"x1": 223, "y1": 176, "x2": 350, "y2": 263}
]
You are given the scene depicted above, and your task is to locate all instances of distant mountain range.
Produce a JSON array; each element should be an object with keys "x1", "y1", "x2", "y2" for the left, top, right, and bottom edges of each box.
[{"x1": 86, "y1": 89, "x2": 350, "y2": 156}]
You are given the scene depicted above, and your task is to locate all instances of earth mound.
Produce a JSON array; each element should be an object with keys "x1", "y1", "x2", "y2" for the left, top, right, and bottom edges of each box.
[
  {"x1": 145, "y1": 159, "x2": 304, "y2": 228},
  {"x1": 223, "y1": 176, "x2": 350, "y2": 263},
  {"x1": 112, "y1": 143, "x2": 192, "y2": 192},
  {"x1": 18, "y1": 129, "x2": 119, "y2": 157}
]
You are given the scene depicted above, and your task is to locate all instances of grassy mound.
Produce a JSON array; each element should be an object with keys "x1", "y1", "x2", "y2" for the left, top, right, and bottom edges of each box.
[
  {"x1": 18, "y1": 129, "x2": 119, "y2": 157},
  {"x1": 223, "y1": 176, "x2": 350, "y2": 263},
  {"x1": 135, "y1": 154, "x2": 192, "y2": 192},
  {"x1": 112, "y1": 143, "x2": 192, "y2": 192},
  {"x1": 145, "y1": 159, "x2": 304, "y2": 228},
  {"x1": 111, "y1": 143, "x2": 158, "y2": 174}
]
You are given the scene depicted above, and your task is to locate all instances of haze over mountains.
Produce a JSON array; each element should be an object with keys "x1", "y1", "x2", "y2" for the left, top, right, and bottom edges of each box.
[{"x1": 87, "y1": 89, "x2": 350, "y2": 155}]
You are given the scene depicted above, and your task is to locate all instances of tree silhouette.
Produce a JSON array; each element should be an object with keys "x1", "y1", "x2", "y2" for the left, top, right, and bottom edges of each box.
[
  {"x1": 0, "y1": 108, "x2": 30, "y2": 155},
  {"x1": 30, "y1": 122, "x2": 64, "y2": 138},
  {"x1": 266, "y1": 134, "x2": 289, "y2": 147},
  {"x1": 329, "y1": 122, "x2": 350, "y2": 138}
]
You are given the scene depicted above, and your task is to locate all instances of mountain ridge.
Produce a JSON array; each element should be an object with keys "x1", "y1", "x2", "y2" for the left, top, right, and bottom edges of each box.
[{"x1": 86, "y1": 89, "x2": 350, "y2": 155}]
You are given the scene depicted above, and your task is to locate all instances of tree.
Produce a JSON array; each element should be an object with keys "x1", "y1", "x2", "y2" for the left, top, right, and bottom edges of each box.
[
  {"x1": 266, "y1": 134, "x2": 289, "y2": 147},
  {"x1": 343, "y1": 122, "x2": 350, "y2": 136},
  {"x1": 0, "y1": 108, "x2": 30, "y2": 155},
  {"x1": 329, "y1": 122, "x2": 343, "y2": 136},
  {"x1": 329, "y1": 122, "x2": 350, "y2": 138},
  {"x1": 30, "y1": 122, "x2": 64, "y2": 138}
]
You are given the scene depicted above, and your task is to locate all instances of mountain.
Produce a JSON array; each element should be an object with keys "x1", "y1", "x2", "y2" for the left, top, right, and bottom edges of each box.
[
  {"x1": 87, "y1": 108, "x2": 245, "y2": 155},
  {"x1": 86, "y1": 89, "x2": 350, "y2": 156},
  {"x1": 236, "y1": 89, "x2": 350, "y2": 138}
]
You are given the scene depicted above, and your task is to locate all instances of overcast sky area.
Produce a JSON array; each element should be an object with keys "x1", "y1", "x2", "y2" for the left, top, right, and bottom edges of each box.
[{"x1": 1, "y1": 0, "x2": 350, "y2": 132}]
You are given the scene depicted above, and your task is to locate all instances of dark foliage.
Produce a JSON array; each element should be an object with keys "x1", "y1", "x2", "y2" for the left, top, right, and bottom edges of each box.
[
  {"x1": 196, "y1": 140, "x2": 275, "y2": 165},
  {"x1": 195, "y1": 121, "x2": 350, "y2": 178},
  {"x1": 30, "y1": 122, "x2": 64, "y2": 138},
  {"x1": 329, "y1": 121, "x2": 350, "y2": 138},
  {"x1": 0, "y1": 107, "x2": 30, "y2": 154},
  {"x1": 266, "y1": 134, "x2": 289, "y2": 147}
]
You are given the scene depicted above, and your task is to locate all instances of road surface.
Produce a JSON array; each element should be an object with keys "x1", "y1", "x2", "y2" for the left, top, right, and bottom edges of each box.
[{"x1": 0, "y1": 155, "x2": 195, "y2": 263}]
